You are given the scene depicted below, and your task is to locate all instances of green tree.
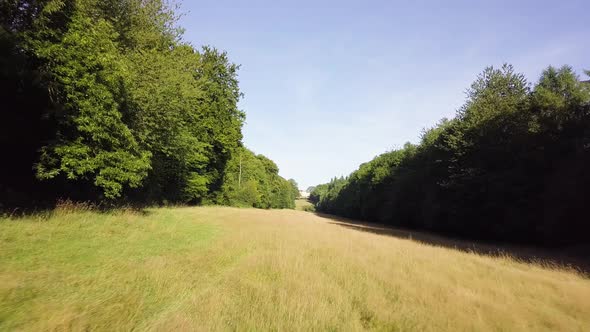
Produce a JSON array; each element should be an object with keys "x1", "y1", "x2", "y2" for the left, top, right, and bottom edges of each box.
[
  {"x1": 32, "y1": 5, "x2": 151, "y2": 199},
  {"x1": 0, "y1": 0, "x2": 278, "y2": 210},
  {"x1": 312, "y1": 64, "x2": 590, "y2": 245},
  {"x1": 288, "y1": 179, "x2": 300, "y2": 199}
]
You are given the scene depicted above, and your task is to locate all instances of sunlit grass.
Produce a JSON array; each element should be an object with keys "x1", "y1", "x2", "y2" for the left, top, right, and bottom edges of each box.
[
  {"x1": 1, "y1": 206, "x2": 589, "y2": 331},
  {"x1": 295, "y1": 198, "x2": 315, "y2": 211}
]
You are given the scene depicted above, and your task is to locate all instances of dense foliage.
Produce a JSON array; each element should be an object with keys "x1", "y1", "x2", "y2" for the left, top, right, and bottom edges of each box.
[
  {"x1": 214, "y1": 147, "x2": 297, "y2": 209},
  {"x1": 0, "y1": 0, "x2": 293, "y2": 209},
  {"x1": 312, "y1": 65, "x2": 590, "y2": 245}
]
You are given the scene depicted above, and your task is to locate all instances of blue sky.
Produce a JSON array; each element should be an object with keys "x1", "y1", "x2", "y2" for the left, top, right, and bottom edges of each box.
[{"x1": 179, "y1": 0, "x2": 589, "y2": 189}]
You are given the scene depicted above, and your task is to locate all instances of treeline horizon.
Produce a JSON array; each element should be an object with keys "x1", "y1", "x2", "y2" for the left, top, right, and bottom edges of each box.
[
  {"x1": 311, "y1": 64, "x2": 590, "y2": 246},
  {"x1": 0, "y1": 0, "x2": 297, "y2": 209}
]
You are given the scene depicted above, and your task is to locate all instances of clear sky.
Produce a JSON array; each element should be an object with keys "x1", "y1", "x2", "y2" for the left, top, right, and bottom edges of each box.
[{"x1": 178, "y1": 0, "x2": 589, "y2": 190}]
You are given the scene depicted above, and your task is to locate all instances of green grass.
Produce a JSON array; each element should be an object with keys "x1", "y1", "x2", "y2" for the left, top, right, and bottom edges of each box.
[
  {"x1": 0, "y1": 208, "x2": 217, "y2": 331},
  {"x1": 1, "y1": 206, "x2": 589, "y2": 331},
  {"x1": 295, "y1": 198, "x2": 315, "y2": 212}
]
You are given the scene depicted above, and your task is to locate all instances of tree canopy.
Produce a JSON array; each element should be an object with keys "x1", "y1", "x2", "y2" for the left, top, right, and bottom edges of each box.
[
  {"x1": 0, "y1": 0, "x2": 294, "y2": 209},
  {"x1": 312, "y1": 65, "x2": 590, "y2": 245}
]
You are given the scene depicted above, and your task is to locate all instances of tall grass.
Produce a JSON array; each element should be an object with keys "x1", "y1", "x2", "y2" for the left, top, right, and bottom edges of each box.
[
  {"x1": 1, "y1": 207, "x2": 589, "y2": 331},
  {"x1": 295, "y1": 198, "x2": 315, "y2": 212}
]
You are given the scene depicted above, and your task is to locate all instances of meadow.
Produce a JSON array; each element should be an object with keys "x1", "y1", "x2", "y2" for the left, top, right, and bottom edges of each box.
[
  {"x1": 1, "y1": 206, "x2": 589, "y2": 331},
  {"x1": 294, "y1": 198, "x2": 315, "y2": 212}
]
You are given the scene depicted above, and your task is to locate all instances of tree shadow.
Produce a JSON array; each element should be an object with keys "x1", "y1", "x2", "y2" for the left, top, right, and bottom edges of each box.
[
  {"x1": 316, "y1": 212, "x2": 590, "y2": 275},
  {"x1": 1, "y1": 200, "x2": 153, "y2": 220}
]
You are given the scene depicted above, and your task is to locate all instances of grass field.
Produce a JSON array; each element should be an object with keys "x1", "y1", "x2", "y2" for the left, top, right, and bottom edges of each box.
[
  {"x1": 1, "y1": 206, "x2": 589, "y2": 331},
  {"x1": 294, "y1": 198, "x2": 314, "y2": 211}
]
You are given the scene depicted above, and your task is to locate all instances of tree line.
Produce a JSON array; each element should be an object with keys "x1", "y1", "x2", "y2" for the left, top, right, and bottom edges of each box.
[
  {"x1": 0, "y1": 0, "x2": 297, "y2": 209},
  {"x1": 311, "y1": 64, "x2": 590, "y2": 245}
]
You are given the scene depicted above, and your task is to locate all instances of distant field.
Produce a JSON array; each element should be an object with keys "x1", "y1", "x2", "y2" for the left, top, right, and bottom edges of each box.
[
  {"x1": 294, "y1": 198, "x2": 314, "y2": 211},
  {"x1": 1, "y1": 207, "x2": 589, "y2": 331}
]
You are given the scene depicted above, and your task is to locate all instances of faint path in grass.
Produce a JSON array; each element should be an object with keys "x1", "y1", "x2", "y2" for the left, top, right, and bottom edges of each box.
[{"x1": 2, "y1": 206, "x2": 590, "y2": 331}]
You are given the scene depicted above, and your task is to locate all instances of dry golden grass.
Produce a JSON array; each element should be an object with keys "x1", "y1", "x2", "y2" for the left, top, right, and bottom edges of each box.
[{"x1": 1, "y1": 206, "x2": 589, "y2": 331}]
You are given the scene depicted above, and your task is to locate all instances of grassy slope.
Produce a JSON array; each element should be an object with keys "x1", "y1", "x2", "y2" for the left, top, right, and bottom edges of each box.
[
  {"x1": 1, "y1": 207, "x2": 589, "y2": 331},
  {"x1": 294, "y1": 198, "x2": 314, "y2": 211}
]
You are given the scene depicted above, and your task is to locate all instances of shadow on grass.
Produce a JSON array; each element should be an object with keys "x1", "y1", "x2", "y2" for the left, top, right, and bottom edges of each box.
[
  {"x1": 1, "y1": 200, "x2": 153, "y2": 220},
  {"x1": 315, "y1": 212, "x2": 590, "y2": 275}
]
